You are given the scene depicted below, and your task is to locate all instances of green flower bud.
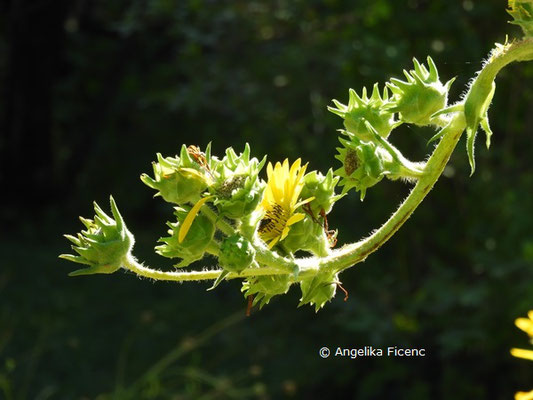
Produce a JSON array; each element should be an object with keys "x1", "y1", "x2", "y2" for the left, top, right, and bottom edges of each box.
[
  {"x1": 60, "y1": 196, "x2": 134, "y2": 276},
  {"x1": 141, "y1": 144, "x2": 215, "y2": 205},
  {"x1": 386, "y1": 57, "x2": 455, "y2": 126},
  {"x1": 219, "y1": 234, "x2": 256, "y2": 273},
  {"x1": 282, "y1": 215, "x2": 330, "y2": 257},
  {"x1": 242, "y1": 274, "x2": 291, "y2": 309},
  {"x1": 508, "y1": 0, "x2": 533, "y2": 37},
  {"x1": 334, "y1": 120, "x2": 425, "y2": 199},
  {"x1": 328, "y1": 83, "x2": 397, "y2": 140},
  {"x1": 156, "y1": 207, "x2": 215, "y2": 267},
  {"x1": 334, "y1": 136, "x2": 390, "y2": 200},
  {"x1": 209, "y1": 143, "x2": 266, "y2": 219},
  {"x1": 299, "y1": 272, "x2": 338, "y2": 312},
  {"x1": 300, "y1": 169, "x2": 343, "y2": 215}
]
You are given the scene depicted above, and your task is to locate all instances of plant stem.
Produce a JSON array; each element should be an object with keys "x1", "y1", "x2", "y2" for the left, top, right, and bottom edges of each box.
[{"x1": 121, "y1": 254, "x2": 294, "y2": 282}]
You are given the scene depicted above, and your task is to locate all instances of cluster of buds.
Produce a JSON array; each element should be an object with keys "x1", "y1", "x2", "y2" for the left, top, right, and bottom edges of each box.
[
  {"x1": 63, "y1": 141, "x2": 345, "y2": 311},
  {"x1": 59, "y1": 58, "x2": 456, "y2": 311},
  {"x1": 329, "y1": 57, "x2": 453, "y2": 199}
]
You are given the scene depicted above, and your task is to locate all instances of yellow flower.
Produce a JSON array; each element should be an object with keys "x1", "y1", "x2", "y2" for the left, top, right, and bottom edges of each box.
[
  {"x1": 258, "y1": 159, "x2": 313, "y2": 249},
  {"x1": 511, "y1": 310, "x2": 533, "y2": 400}
]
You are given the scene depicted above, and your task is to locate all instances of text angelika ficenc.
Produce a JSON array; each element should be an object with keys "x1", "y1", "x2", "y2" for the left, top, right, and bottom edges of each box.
[{"x1": 335, "y1": 346, "x2": 426, "y2": 359}]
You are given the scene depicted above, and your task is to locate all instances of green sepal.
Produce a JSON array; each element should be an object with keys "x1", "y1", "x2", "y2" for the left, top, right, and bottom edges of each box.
[
  {"x1": 508, "y1": 0, "x2": 533, "y2": 37},
  {"x1": 328, "y1": 83, "x2": 397, "y2": 140},
  {"x1": 59, "y1": 196, "x2": 134, "y2": 276},
  {"x1": 385, "y1": 56, "x2": 454, "y2": 126},
  {"x1": 219, "y1": 234, "x2": 256, "y2": 273},
  {"x1": 299, "y1": 272, "x2": 338, "y2": 312},
  {"x1": 207, "y1": 270, "x2": 230, "y2": 291},
  {"x1": 427, "y1": 105, "x2": 465, "y2": 144},
  {"x1": 242, "y1": 274, "x2": 291, "y2": 309},
  {"x1": 156, "y1": 207, "x2": 215, "y2": 267},
  {"x1": 464, "y1": 79, "x2": 496, "y2": 175}
]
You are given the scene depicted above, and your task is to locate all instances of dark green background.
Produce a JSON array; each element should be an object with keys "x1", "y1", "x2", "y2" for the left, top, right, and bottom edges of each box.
[{"x1": 1, "y1": 1, "x2": 533, "y2": 399}]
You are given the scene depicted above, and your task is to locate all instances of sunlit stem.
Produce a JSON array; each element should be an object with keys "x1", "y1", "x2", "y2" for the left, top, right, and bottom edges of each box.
[{"x1": 122, "y1": 254, "x2": 303, "y2": 282}]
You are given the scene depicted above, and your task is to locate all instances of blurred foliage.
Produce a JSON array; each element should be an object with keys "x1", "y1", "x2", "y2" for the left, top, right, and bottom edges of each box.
[{"x1": 1, "y1": 0, "x2": 533, "y2": 398}]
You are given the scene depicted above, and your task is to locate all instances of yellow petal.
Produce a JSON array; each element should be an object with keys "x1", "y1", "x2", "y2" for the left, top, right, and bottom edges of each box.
[
  {"x1": 272, "y1": 162, "x2": 284, "y2": 201},
  {"x1": 267, "y1": 162, "x2": 274, "y2": 180},
  {"x1": 286, "y1": 213, "x2": 304, "y2": 226},
  {"x1": 516, "y1": 317, "x2": 533, "y2": 337},
  {"x1": 178, "y1": 196, "x2": 212, "y2": 243},
  {"x1": 267, "y1": 236, "x2": 280, "y2": 249},
  {"x1": 296, "y1": 162, "x2": 308, "y2": 183},
  {"x1": 289, "y1": 158, "x2": 301, "y2": 177},
  {"x1": 294, "y1": 196, "x2": 315, "y2": 210},
  {"x1": 290, "y1": 162, "x2": 308, "y2": 205},
  {"x1": 511, "y1": 348, "x2": 533, "y2": 361},
  {"x1": 516, "y1": 389, "x2": 533, "y2": 400},
  {"x1": 528, "y1": 310, "x2": 533, "y2": 322},
  {"x1": 280, "y1": 226, "x2": 290, "y2": 240}
]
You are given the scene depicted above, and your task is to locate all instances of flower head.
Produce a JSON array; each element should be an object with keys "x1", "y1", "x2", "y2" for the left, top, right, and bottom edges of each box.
[{"x1": 258, "y1": 159, "x2": 313, "y2": 249}]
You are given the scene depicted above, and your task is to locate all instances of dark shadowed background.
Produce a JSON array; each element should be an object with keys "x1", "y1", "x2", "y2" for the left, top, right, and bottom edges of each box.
[{"x1": 1, "y1": 1, "x2": 533, "y2": 399}]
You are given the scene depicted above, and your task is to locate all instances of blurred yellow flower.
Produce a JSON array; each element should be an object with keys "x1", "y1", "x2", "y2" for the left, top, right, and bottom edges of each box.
[
  {"x1": 511, "y1": 310, "x2": 533, "y2": 400},
  {"x1": 515, "y1": 390, "x2": 533, "y2": 400},
  {"x1": 258, "y1": 159, "x2": 313, "y2": 249}
]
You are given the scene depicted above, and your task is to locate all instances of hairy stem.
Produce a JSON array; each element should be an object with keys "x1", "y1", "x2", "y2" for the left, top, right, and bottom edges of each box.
[{"x1": 122, "y1": 254, "x2": 293, "y2": 281}]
